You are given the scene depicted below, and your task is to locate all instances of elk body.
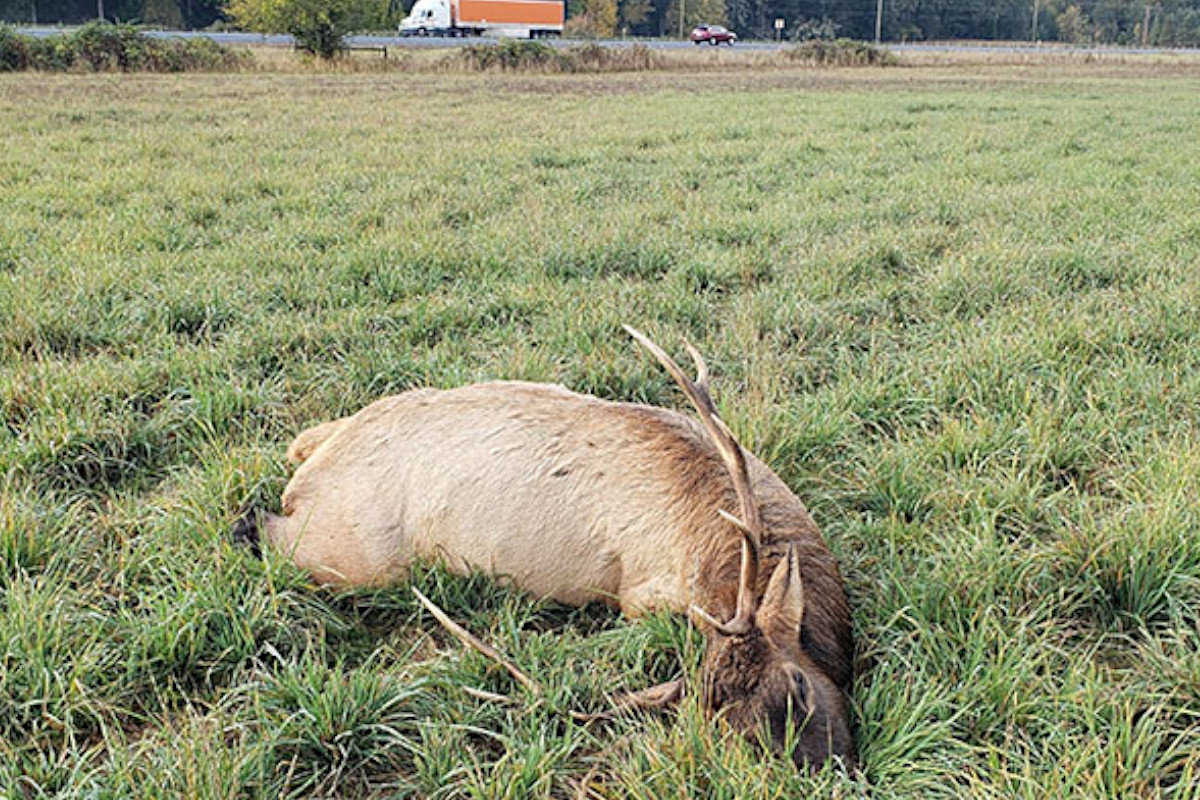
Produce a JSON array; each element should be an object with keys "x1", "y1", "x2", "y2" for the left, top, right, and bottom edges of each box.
[{"x1": 237, "y1": 328, "x2": 854, "y2": 769}]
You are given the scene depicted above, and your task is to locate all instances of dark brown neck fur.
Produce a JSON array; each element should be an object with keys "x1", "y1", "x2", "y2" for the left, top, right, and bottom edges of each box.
[{"x1": 610, "y1": 400, "x2": 853, "y2": 690}]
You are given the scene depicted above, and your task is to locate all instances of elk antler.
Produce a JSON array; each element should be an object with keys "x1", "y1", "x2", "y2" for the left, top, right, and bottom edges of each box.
[
  {"x1": 414, "y1": 587, "x2": 683, "y2": 718},
  {"x1": 624, "y1": 325, "x2": 763, "y2": 637},
  {"x1": 412, "y1": 587, "x2": 542, "y2": 696}
]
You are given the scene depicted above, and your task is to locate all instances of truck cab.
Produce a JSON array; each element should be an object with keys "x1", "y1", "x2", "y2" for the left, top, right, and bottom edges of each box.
[{"x1": 400, "y1": 0, "x2": 453, "y2": 35}]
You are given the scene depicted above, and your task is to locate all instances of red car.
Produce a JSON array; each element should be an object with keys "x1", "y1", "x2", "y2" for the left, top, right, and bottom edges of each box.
[{"x1": 690, "y1": 24, "x2": 737, "y2": 45}]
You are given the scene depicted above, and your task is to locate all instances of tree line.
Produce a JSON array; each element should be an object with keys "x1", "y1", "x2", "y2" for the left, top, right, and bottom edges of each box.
[{"x1": 3, "y1": 0, "x2": 1199, "y2": 45}]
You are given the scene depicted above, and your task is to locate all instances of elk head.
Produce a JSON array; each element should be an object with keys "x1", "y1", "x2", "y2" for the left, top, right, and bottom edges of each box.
[
  {"x1": 696, "y1": 544, "x2": 855, "y2": 770},
  {"x1": 625, "y1": 326, "x2": 855, "y2": 770}
]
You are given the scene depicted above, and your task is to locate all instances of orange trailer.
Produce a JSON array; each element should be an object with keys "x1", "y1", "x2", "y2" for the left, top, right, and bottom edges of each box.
[
  {"x1": 400, "y1": 0, "x2": 564, "y2": 38},
  {"x1": 458, "y1": 0, "x2": 564, "y2": 30}
]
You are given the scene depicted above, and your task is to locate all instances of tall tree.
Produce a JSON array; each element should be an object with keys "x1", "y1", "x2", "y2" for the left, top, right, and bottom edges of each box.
[
  {"x1": 1056, "y1": 3, "x2": 1093, "y2": 40},
  {"x1": 665, "y1": 0, "x2": 724, "y2": 35},
  {"x1": 617, "y1": 0, "x2": 651, "y2": 30},
  {"x1": 225, "y1": 0, "x2": 386, "y2": 57}
]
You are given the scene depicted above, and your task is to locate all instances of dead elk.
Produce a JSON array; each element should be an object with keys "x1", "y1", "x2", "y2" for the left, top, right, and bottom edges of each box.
[{"x1": 235, "y1": 326, "x2": 855, "y2": 769}]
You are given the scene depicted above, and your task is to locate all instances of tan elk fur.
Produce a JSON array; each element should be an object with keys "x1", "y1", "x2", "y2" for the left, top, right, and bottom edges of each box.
[{"x1": 251, "y1": 338, "x2": 854, "y2": 768}]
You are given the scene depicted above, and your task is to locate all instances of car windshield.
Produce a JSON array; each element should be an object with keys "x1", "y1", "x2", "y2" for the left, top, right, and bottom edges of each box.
[{"x1": 711, "y1": 26, "x2": 726, "y2": 32}]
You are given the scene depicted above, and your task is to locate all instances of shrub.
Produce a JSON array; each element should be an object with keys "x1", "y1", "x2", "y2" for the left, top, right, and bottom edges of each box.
[
  {"x1": 456, "y1": 40, "x2": 568, "y2": 72},
  {"x1": 783, "y1": 38, "x2": 897, "y2": 66},
  {"x1": 152, "y1": 36, "x2": 248, "y2": 71},
  {"x1": 0, "y1": 24, "x2": 247, "y2": 73},
  {"x1": 0, "y1": 25, "x2": 32, "y2": 72},
  {"x1": 452, "y1": 41, "x2": 663, "y2": 73},
  {"x1": 567, "y1": 42, "x2": 662, "y2": 71},
  {"x1": 26, "y1": 35, "x2": 78, "y2": 71},
  {"x1": 73, "y1": 22, "x2": 148, "y2": 70}
]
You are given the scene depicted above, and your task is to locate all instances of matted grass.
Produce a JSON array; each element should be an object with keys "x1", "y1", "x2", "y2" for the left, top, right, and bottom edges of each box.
[{"x1": 1, "y1": 62, "x2": 1199, "y2": 797}]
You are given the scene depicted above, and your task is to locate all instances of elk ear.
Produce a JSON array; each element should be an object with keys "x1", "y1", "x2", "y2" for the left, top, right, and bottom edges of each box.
[{"x1": 758, "y1": 543, "x2": 805, "y2": 644}]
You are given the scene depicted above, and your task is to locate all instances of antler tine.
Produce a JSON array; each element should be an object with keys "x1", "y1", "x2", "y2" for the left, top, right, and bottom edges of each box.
[
  {"x1": 683, "y1": 341, "x2": 712, "y2": 398},
  {"x1": 623, "y1": 327, "x2": 750, "y2": 515},
  {"x1": 624, "y1": 325, "x2": 764, "y2": 635},
  {"x1": 689, "y1": 603, "x2": 730, "y2": 632},
  {"x1": 715, "y1": 509, "x2": 762, "y2": 635},
  {"x1": 412, "y1": 587, "x2": 542, "y2": 697}
]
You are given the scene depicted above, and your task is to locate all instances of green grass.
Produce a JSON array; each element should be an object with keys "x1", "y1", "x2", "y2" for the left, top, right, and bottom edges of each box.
[{"x1": 2, "y1": 61, "x2": 1200, "y2": 797}]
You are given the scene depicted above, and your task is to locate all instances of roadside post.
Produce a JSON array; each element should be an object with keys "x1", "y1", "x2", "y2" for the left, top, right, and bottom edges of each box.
[{"x1": 774, "y1": 18, "x2": 784, "y2": 42}]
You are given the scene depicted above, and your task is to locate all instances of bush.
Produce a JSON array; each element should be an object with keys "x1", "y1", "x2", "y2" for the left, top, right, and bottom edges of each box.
[
  {"x1": 567, "y1": 42, "x2": 661, "y2": 71},
  {"x1": 26, "y1": 35, "x2": 78, "y2": 71},
  {"x1": 0, "y1": 24, "x2": 247, "y2": 73},
  {"x1": 73, "y1": 22, "x2": 151, "y2": 70},
  {"x1": 784, "y1": 38, "x2": 897, "y2": 66},
  {"x1": 456, "y1": 40, "x2": 568, "y2": 71},
  {"x1": 452, "y1": 41, "x2": 663, "y2": 73},
  {"x1": 0, "y1": 25, "x2": 32, "y2": 71},
  {"x1": 175, "y1": 36, "x2": 247, "y2": 70}
]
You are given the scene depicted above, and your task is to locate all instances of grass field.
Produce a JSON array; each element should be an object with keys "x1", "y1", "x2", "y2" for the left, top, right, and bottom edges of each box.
[{"x1": 2, "y1": 59, "x2": 1200, "y2": 797}]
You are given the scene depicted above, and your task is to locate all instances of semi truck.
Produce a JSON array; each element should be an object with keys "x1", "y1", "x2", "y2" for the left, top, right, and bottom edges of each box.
[{"x1": 399, "y1": 0, "x2": 564, "y2": 38}]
